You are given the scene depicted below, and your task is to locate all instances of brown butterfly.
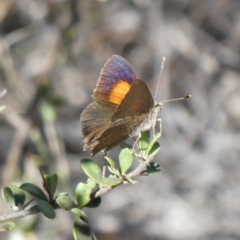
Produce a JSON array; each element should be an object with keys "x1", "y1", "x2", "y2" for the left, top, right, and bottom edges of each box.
[{"x1": 81, "y1": 55, "x2": 191, "y2": 156}]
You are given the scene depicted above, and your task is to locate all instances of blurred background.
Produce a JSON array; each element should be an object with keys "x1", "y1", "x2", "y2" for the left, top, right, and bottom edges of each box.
[{"x1": 0, "y1": 0, "x2": 240, "y2": 239}]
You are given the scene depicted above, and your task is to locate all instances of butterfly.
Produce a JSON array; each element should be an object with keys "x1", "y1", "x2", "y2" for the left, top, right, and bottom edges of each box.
[{"x1": 81, "y1": 55, "x2": 190, "y2": 156}]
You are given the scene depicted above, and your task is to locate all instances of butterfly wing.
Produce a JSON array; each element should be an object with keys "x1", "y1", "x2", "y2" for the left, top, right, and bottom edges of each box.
[
  {"x1": 81, "y1": 101, "x2": 117, "y2": 149},
  {"x1": 93, "y1": 55, "x2": 139, "y2": 105},
  {"x1": 89, "y1": 118, "x2": 134, "y2": 156},
  {"x1": 112, "y1": 79, "x2": 155, "y2": 121},
  {"x1": 81, "y1": 55, "x2": 152, "y2": 156},
  {"x1": 88, "y1": 79, "x2": 155, "y2": 155}
]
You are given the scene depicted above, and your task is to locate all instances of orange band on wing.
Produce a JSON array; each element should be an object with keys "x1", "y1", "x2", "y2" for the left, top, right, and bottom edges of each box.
[{"x1": 108, "y1": 80, "x2": 131, "y2": 105}]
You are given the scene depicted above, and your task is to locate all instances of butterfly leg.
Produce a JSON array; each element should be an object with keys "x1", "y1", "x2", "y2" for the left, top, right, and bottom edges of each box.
[
  {"x1": 132, "y1": 133, "x2": 146, "y2": 160},
  {"x1": 132, "y1": 134, "x2": 141, "y2": 152}
]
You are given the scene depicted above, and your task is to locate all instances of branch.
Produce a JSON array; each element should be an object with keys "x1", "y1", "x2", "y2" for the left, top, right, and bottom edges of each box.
[
  {"x1": 93, "y1": 155, "x2": 154, "y2": 198},
  {"x1": 0, "y1": 206, "x2": 39, "y2": 223},
  {"x1": 0, "y1": 154, "x2": 155, "y2": 224}
]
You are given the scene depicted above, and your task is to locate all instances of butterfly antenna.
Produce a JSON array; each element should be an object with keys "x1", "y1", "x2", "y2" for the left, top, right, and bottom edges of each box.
[
  {"x1": 161, "y1": 95, "x2": 192, "y2": 104},
  {"x1": 154, "y1": 57, "x2": 166, "y2": 100}
]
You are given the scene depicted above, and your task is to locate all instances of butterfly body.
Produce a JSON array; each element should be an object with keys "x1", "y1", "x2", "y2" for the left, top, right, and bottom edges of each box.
[{"x1": 81, "y1": 55, "x2": 162, "y2": 156}]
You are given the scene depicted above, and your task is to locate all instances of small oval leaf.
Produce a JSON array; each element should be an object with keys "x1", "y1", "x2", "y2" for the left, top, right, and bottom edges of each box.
[
  {"x1": 104, "y1": 156, "x2": 116, "y2": 168},
  {"x1": 125, "y1": 178, "x2": 138, "y2": 184},
  {"x1": 2, "y1": 187, "x2": 15, "y2": 207},
  {"x1": 119, "y1": 148, "x2": 133, "y2": 174},
  {"x1": 56, "y1": 194, "x2": 76, "y2": 210},
  {"x1": 44, "y1": 174, "x2": 58, "y2": 198},
  {"x1": 139, "y1": 131, "x2": 150, "y2": 152},
  {"x1": 38, "y1": 200, "x2": 56, "y2": 219},
  {"x1": 81, "y1": 159, "x2": 102, "y2": 183},
  {"x1": 9, "y1": 185, "x2": 26, "y2": 207},
  {"x1": 143, "y1": 162, "x2": 161, "y2": 176},
  {"x1": 73, "y1": 215, "x2": 93, "y2": 240},
  {"x1": 99, "y1": 177, "x2": 121, "y2": 187},
  {"x1": 76, "y1": 181, "x2": 96, "y2": 208},
  {"x1": 108, "y1": 166, "x2": 121, "y2": 177},
  {"x1": 146, "y1": 142, "x2": 160, "y2": 158},
  {"x1": 0, "y1": 222, "x2": 16, "y2": 231},
  {"x1": 20, "y1": 183, "x2": 47, "y2": 201},
  {"x1": 154, "y1": 131, "x2": 162, "y2": 140},
  {"x1": 71, "y1": 208, "x2": 87, "y2": 219}
]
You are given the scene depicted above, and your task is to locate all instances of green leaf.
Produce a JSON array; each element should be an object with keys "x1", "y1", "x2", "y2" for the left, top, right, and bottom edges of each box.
[
  {"x1": 72, "y1": 207, "x2": 96, "y2": 240},
  {"x1": 144, "y1": 162, "x2": 161, "y2": 176},
  {"x1": 9, "y1": 185, "x2": 26, "y2": 207},
  {"x1": 56, "y1": 193, "x2": 76, "y2": 210},
  {"x1": 124, "y1": 178, "x2": 138, "y2": 184},
  {"x1": 2, "y1": 187, "x2": 15, "y2": 207},
  {"x1": 81, "y1": 159, "x2": 102, "y2": 183},
  {"x1": 154, "y1": 131, "x2": 162, "y2": 140},
  {"x1": 108, "y1": 166, "x2": 121, "y2": 177},
  {"x1": 76, "y1": 181, "x2": 96, "y2": 208},
  {"x1": 0, "y1": 222, "x2": 16, "y2": 231},
  {"x1": 44, "y1": 174, "x2": 58, "y2": 198},
  {"x1": 73, "y1": 215, "x2": 93, "y2": 240},
  {"x1": 38, "y1": 200, "x2": 56, "y2": 219},
  {"x1": 20, "y1": 183, "x2": 47, "y2": 201},
  {"x1": 71, "y1": 208, "x2": 87, "y2": 219},
  {"x1": 139, "y1": 131, "x2": 150, "y2": 152},
  {"x1": 104, "y1": 156, "x2": 116, "y2": 168},
  {"x1": 85, "y1": 197, "x2": 101, "y2": 208},
  {"x1": 104, "y1": 157, "x2": 122, "y2": 176},
  {"x1": 146, "y1": 142, "x2": 160, "y2": 158},
  {"x1": 119, "y1": 148, "x2": 133, "y2": 174},
  {"x1": 99, "y1": 177, "x2": 121, "y2": 187}
]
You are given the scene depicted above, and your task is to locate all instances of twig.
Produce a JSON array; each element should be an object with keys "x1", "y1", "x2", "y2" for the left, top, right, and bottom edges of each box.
[
  {"x1": 0, "y1": 153, "x2": 155, "y2": 223},
  {"x1": 93, "y1": 154, "x2": 154, "y2": 198},
  {"x1": 0, "y1": 206, "x2": 39, "y2": 222}
]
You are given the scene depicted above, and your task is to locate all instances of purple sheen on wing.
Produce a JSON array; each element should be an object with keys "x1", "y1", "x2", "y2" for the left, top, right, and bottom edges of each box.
[
  {"x1": 103, "y1": 55, "x2": 139, "y2": 84},
  {"x1": 93, "y1": 55, "x2": 140, "y2": 102}
]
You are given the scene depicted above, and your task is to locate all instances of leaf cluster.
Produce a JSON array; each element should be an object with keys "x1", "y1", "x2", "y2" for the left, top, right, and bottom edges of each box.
[{"x1": 1, "y1": 130, "x2": 161, "y2": 239}]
